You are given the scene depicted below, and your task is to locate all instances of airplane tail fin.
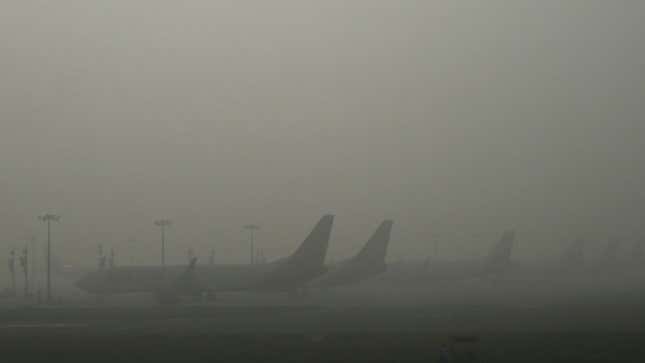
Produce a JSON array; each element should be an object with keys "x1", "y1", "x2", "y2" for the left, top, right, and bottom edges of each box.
[
  {"x1": 353, "y1": 220, "x2": 394, "y2": 266},
  {"x1": 486, "y1": 230, "x2": 515, "y2": 268},
  {"x1": 286, "y1": 214, "x2": 334, "y2": 268},
  {"x1": 256, "y1": 215, "x2": 334, "y2": 291}
]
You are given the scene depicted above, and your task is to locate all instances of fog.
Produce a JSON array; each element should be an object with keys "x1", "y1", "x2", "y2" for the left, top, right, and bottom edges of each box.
[
  {"x1": 1, "y1": 1, "x2": 644, "y2": 267},
  {"x1": 3, "y1": 4, "x2": 645, "y2": 362}
]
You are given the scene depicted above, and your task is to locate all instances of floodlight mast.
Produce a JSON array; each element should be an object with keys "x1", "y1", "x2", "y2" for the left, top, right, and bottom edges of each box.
[
  {"x1": 38, "y1": 213, "x2": 60, "y2": 303},
  {"x1": 154, "y1": 219, "x2": 172, "y2": 268},
  {"x1": 242, "y1": 224, "x2": 260, "y2": 265}
]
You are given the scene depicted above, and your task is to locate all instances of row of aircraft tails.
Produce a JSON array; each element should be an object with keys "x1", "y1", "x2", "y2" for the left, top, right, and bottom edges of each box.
[
  {"x1": 73, "y1": 215, "x2": 522, "y2": 304},
  {"x1": 75, "y1": 215, "x2": 396, "y2": 303},
  {"x1": 70, "y1": 214, "x2": 643, "y2": 304}
]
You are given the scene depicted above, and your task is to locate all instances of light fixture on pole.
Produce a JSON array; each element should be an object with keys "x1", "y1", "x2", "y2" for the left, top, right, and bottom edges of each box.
[
  {"x1": 242, "y1": 224, "x2": 260, "y2": 265},
  {"x1": 38, "y1": 213, "x2": 60, "y2": 303},
  {"x1": 154, "y1": 219, "x2": 172, "y2": 267}
]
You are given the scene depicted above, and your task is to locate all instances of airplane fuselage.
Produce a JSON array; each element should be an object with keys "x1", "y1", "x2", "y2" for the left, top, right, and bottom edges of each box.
[{"x1": 75, "y1": 264, "x2": 275, "y2": 295}]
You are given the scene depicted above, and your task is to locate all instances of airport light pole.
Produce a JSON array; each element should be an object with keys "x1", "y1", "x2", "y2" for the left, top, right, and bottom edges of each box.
[
  {"x1": 154, "y1": 219, "x2": 172, "y2": 268},
  {"x1": 39, "y1": 213, "x2": 60, "y2": 303},
  {"x1": 20, "y1": 246, "x2": 29, "y2": 297},
  {"x1": 243, "y1": 224, "x2": 260, "y2": 265},
  {"x1": 28, "y1": 235, "x2": 37, "y2": 296},
  {"x1": 8, "y1": 248, "x2": 16, "y2": 296}
]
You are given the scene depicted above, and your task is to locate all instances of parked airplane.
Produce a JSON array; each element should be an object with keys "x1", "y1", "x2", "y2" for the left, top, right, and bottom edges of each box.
[
  {"x1": 309, "y1": 220, "x2": 393, "y2": 288},
  {"x1": 385, "y1": 230, "x2": 515, "y2": 283},
  {"x1": 75, "y1": 215, "x2": 334, "y2": 303},
  {"x1": 487, "y1": 238, "x2": 588, "y2": 283}
]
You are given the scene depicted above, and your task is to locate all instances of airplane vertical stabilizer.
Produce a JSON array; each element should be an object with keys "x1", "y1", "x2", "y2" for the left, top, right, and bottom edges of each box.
[
  {"x1": 286, "y1": 214, "x2": 334, "y2": 267},
  {"x1": 486, "y1": 230, "x2": 515, "y2": 268},
  {"x1": 353, "y1": 220, "x2": 394, "y2": 266},
  {"x1": 256, "y1": 215, "x2": 334, "y2": 291}
]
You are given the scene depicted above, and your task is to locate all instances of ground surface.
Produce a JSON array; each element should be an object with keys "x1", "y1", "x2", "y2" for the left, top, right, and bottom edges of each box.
[
  {"x1": 1, "y1": 273, "x2": 645, "y2": 362},
  {"x1": 1, "y1": 300, "x2": 645, "y2": 362}
]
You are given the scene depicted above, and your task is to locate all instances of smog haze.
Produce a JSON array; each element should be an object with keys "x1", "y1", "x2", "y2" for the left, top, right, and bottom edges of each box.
[{"x1": 1, "y1": 1, "x2": 644, "y2": 266}]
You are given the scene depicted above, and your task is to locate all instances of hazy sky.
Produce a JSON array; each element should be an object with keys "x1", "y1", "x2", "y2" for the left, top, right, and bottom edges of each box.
[{"x1": 1, "y1": 1, "x2": 644, "y2": 266}]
